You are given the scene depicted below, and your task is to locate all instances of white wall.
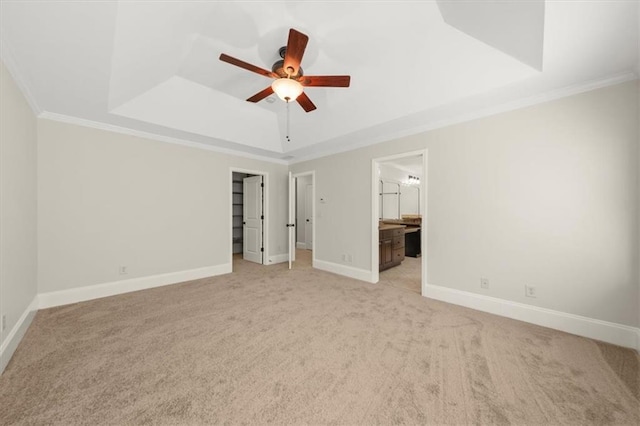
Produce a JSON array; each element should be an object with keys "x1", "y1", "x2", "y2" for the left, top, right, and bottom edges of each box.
[
  {"x1": 37, "y1": 119, "x2": 289, "y2": 294},
  {"x1": 295, "y1": 175, "x2": 312, "y2": 247},
  {"x1": 0, "y1": 61, "x2": 38, "y2": 370},
  {"x1": 291, "y1": 81, "x2": 639, "y2": 328}
]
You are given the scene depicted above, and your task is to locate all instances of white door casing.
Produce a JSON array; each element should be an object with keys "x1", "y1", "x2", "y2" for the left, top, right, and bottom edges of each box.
[
  {"x1": 288, "y1": 171, "x2": 295, "y2": 269},
  {"x1": 305, "y1": 183, "x2": 313, "y2": 249},
  {"x1": 243, "y1": 175, "x2": 263, "y2": 264}
]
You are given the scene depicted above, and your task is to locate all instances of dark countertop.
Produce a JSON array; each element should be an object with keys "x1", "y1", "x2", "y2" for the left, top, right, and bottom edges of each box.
[{"x1": 382, "y1": 219, "x2": 421, "y2": 226}]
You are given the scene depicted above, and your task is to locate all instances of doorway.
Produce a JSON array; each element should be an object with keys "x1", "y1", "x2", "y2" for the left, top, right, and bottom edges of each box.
[
  {"x1": 372, "y1": 150, "x2": 427, "y2": 295},
  {"x1": 296, "y1": 175, "x2": 313, "y2": 250},
  {"x1": 231, "y1": 169, "x2": 268, "y2": 266},
  {"x1": 289, "y1": 171, "x2": 315, "y2": 269}
]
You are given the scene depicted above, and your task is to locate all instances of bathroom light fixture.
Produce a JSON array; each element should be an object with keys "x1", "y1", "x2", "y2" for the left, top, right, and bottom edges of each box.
[
  {"x1": 408, "y1": 175, "x2": 420, "y2": 185},
  {"x1": 271, "y1": 77, "x2": 303, "y2": 102}
]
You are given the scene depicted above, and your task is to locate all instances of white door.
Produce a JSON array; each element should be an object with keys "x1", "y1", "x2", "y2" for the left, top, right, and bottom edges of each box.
[
  {"x1": 305, "y1": 183, "x2": 313, "y2": 250},
  {"x1": 243, "y1": 175, "x2": 263, "y2": 264},
  {"x1": 287, "y1": 172, "x2": 295, "y2": 269}
]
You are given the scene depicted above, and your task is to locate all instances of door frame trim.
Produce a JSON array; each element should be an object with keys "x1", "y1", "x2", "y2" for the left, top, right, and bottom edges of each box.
[
  {"x1": 371, "y1": 150, "x2": 427, "y2": 296},
  {"x1": 229, "y1": 167, "x2": 269, "y2": 266},
  {"x1": 292, "y1": 170, "x2": 316, "y2": 267}
]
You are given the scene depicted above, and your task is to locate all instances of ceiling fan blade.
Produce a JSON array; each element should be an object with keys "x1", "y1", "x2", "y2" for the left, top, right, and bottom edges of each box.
[
  {"x1": 219, "y1": 53, "x2": 277, "y2": 78},
  {"x1": 300, "y1": 75, "x2": 351, "y2": 87},
  {"x1": 296, "y1": 92, "x2": 317, "y2": 112},
  {"x1": 283, "y1": 29, "x2": 309, "y2": 77},
  {"x1": 246, "y1": 86, "x2": 274, "y2": 103}
]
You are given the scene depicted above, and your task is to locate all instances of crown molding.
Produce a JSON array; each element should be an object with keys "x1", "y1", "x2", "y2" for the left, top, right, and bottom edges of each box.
[
  {"x1": 385, "y1": 71, "x2": 639, "y2": 146},
  {"x1": 0, "y1": 39, "x2": 42, "y2": 116},
  {"x1": 12, "y1": 65, "x2": 637, "y2": 168},
  {"x1": 289, "y1": 71, "x2": 638, "y2": 165},
  {"x1": 38, "y1": 112, "x2": 288, "y2": 165}
]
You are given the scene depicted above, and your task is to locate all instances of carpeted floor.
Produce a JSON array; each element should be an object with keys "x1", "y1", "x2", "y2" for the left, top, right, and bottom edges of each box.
[
  {"x1": 1, "y1": 251, "x2": 638, "y2": 425},
  {"x1": 379, "y1": 255, "x2": 422, "y2": 295}
]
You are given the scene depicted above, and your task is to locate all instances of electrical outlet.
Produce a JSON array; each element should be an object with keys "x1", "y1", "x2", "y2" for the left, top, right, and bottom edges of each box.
[
  {"x1": 525, "y1": 285, "x2": 537, "y2": 298},
  {"x1": 119, "y1": 266, "x2": 128, "y2": 275},
  {"x1": 480, "y1": 278, "x2": 490, "y2": 290},
  {"x1": 347, "y1": 254, "x2": 353, "y2": 263},
  {"x1": 2, "y1": 315, "x2": 6, "y2": 331}
]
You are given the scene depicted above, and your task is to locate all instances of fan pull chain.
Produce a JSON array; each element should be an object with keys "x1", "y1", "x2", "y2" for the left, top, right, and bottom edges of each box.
[{"x1": 286, "y1": 100, "x2": 291, "y2": 143}]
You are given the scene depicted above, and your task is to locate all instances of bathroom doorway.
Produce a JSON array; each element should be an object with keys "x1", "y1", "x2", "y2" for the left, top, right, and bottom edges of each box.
[{"x1": 372, "y1": 150, "x2": 427, "y2": 295}]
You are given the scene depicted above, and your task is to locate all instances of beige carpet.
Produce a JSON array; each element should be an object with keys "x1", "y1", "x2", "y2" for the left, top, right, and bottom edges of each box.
[
  {"x1": 1, "y1": 251, "x2": 638, "y2": 425},
  {"x1": 379, "y1": 255, "x2": 422, "y2": 295}
]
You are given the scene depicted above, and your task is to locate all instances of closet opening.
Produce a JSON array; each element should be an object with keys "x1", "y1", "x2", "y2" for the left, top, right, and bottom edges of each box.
[{"x1": 231, "y1": 169, "x2": 267, "y2": 267}]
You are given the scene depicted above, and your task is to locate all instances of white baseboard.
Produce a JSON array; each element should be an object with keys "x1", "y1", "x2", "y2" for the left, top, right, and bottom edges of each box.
[
  {"x1": 38, "y1": 263, "x2": 232, "y2": 309},
  {"x1": 267, "y1": 254, "x2": 288, "y2": 264},
  {"x1": 424, "y1": 284, "x2": 640, "y2": 351},
  {"x1": 0, "y1": 296, "x2": 38, "y2": 374},
  {"x1": 314, "y1": 259, "x2": 375, "y2": 283}
]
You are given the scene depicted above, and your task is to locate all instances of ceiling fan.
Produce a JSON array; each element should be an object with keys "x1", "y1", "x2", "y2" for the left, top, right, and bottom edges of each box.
[{"x1": 219, "y1": 28, "x2": 350, "y2": 112}]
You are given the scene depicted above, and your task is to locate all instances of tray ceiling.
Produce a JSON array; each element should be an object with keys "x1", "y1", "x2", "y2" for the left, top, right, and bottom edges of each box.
[{"x1": 1, "y1": 1, "x2": 637, "y2": 163}]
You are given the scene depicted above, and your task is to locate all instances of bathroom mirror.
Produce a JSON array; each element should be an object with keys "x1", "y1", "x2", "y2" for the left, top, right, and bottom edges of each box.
[{"x1": 379, "y1": 180, "x2": 420, "y2": 219}]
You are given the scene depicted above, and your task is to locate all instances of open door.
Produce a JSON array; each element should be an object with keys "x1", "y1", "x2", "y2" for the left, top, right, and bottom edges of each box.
[
  {"x1": 287, "y1": 171, "x2": 295, "y2": 269},
  {"x1": 243, "y1": 175, "x2": 263, "y2": 264}
]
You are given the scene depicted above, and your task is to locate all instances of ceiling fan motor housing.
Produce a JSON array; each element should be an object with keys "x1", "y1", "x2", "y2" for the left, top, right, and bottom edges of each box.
[{"x1": 272, "y1": 47, "x2": 304, "y2": 79}]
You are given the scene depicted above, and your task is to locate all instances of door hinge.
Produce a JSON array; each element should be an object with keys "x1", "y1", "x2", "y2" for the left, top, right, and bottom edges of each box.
[
  {"x1": 261, "y1": 183, "x2": 264, "y2": 188},
  {"x1": 261, "y1": 215, "x2": 264, "y2": 220},
  {"x1": 286, "y1": 223, "x2": 295, "y2": 227},
  {"x1": 260, "y1": 247, "x2": 264, "y2": 252}
]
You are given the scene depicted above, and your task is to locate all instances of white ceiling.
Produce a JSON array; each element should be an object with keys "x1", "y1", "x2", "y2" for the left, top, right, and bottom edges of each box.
[{"x1": 1, "y1": 1, "x2": 637, "y2": 163}]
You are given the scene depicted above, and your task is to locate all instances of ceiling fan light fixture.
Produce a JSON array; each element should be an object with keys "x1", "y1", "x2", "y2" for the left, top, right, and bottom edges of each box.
[
  {"x1": 220, "y1": 28, "x2": 348, "y2": 112},
  {"x1": 271, "y1": 78, "x2": 303, "y2": 102}
]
